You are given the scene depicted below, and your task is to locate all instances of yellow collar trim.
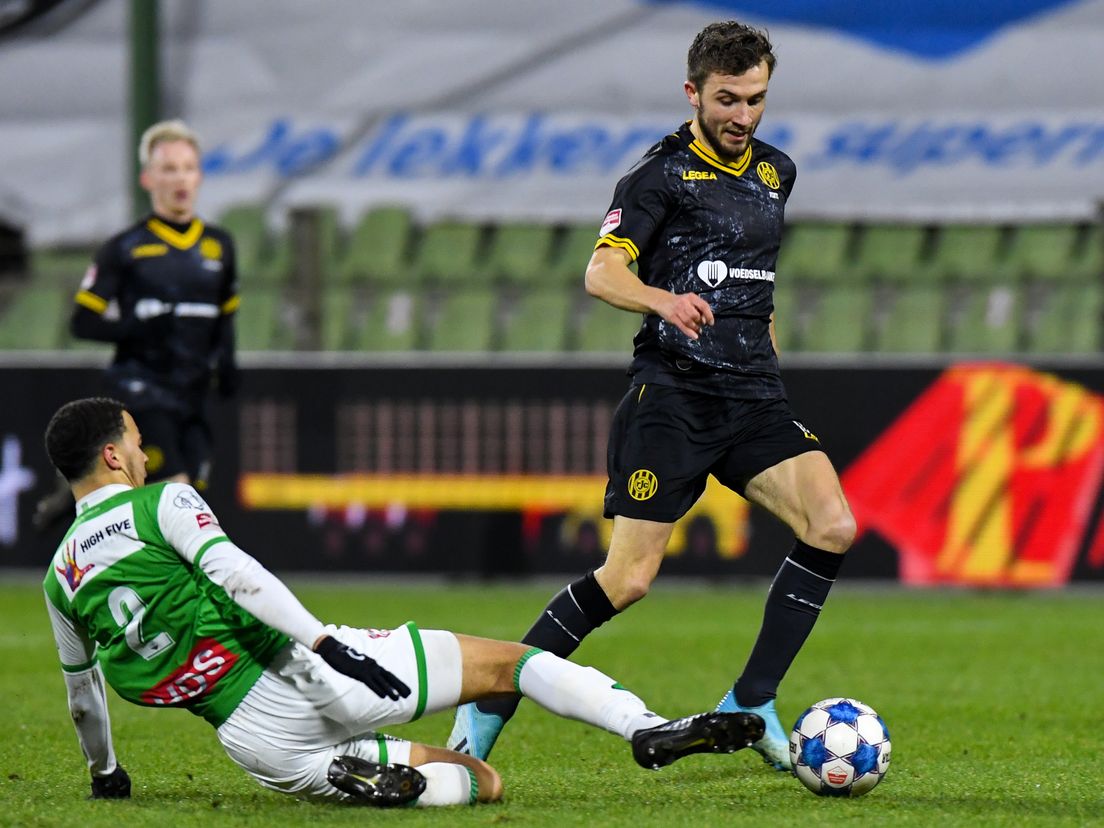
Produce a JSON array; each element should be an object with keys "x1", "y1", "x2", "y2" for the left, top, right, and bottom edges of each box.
[
  {"x1": 147, "y1": 217, "x2": 204, "y2": 250},
  {"x1": 688, "y1": 141, "x2": 752, "y2": 176}
]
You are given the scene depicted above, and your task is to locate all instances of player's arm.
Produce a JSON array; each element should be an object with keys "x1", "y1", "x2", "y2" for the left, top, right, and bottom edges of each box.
[
  {"x1": 43, "y1": 594, "x2": 131, "y2": 799},
  {"x1": 212, "y1": 235, "x2": 240, "y2": 398},
  {"x1": 586, "y1": 246, "x2": 714, "y2": 341},
  {"x1": 70, "y1": 242, "x2": 129, "y2": 342},
  {"x1": 769, "y1": 309, "x2": 780, "y2": 357},
  {"x1": 158, "y1": 484, "x2": 410, "y2": 700}
]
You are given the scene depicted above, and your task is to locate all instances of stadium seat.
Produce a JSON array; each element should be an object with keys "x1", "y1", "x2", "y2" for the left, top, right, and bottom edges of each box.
[
  {"x1": 29, "y1": 248, "x2": 95, "y2": 284},
  {"x1": 0, "y1": 283, "x2": 68, "y2": 349},
  {"x1": 499, "y1": 287, "x2": 572, "y2": 351},
  {"x1": 802, "y1": 285, "x2": 873, "y2": 351},
  {"x1": 336, "y1": 206, "x2": 414, "y2": 286},
  {"x1": 928, "y1": 224, "x2": 1006, "y2": 283},
  {"x1": 548, "y1": 224, "x2": 600, "y2": 286},
  {"x1": 945, "y1": 284, "x2": 1022, "y2": 352},
  {"x1": 1069, "y1": 223, "x2": 1103, "y2": 281},
  {"x1": 855, "y1": 224, "x2": 928, "y2": 283},
  {"x1": 485, "y1": 223, "x2": 556, "y2": 285},
  {"x1": 775, "y1": 223, "x2": 853, "y2": 283},
  {"x1": 874, "y1": 284, "x2": 944, "y2": 352},
  {"x1": 353, "y1": 288, "x2": 420, "y2": 351},
  {"x1": 770, "y1": 283, "x2": 800, "y2": 352},
  {"x1": 413, "y1": 220, "x2": 485, "y2": 285},
  {"x1": 236, "y1": 288, "x2": 294, "y2": 350},
  {"x1": 1001, "y1": 223, "x2": 1079, "y2": 281},
  {"x1": 1026, "y1": 282, "x2": 1102, "y2": 352},
  {"x1": 424, "y1": 288, "x2": 498, "y2": 351},
  {"x1": 217, "y1": 203, "x2": 270, "y2": 283},
  {"x1": 575, "y1": 299, "x2": 642, "y2": 352},
  {"x1": 321, "y1": 285, "x2": 357, "y2": 350}
]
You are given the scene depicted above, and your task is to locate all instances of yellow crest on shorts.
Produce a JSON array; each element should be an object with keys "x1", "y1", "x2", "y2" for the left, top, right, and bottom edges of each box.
[
  {"x1": 756, "y1": 161, "x2": 780, "y2": 190},
  {"x1": 628, "y1": 469, "x2": 658, "y2": 501}
]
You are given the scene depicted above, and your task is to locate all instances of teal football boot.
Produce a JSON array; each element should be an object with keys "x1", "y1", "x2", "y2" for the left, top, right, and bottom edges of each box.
[
  {"x1": 715, "y1": 690, "x2": 792, "y2": 771},
  {"x1": 447, "y1": 703, "x2": 506, "y2": 761}
]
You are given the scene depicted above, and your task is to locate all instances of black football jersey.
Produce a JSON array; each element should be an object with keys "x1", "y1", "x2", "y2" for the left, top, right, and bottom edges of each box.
[
  {"x1": 595, "y1": 122, "x2": 796, "y2": 399},
  {"x1": 73, "y1": 214, "x2": 238, "y2": 405}
]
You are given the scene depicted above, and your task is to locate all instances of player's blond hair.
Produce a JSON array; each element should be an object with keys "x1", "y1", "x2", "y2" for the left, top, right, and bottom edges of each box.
[{"x1": 138, "y1": 119, "x2": 201, "y2": 167}]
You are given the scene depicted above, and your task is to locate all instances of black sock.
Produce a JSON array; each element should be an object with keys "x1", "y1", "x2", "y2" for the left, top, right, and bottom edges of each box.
[
  {"x1": 475, "y1": 570, "x2": 618, "y2": 720},
  {"x1": 734, "y1": 540, "x2": 845, "y2": 708}
]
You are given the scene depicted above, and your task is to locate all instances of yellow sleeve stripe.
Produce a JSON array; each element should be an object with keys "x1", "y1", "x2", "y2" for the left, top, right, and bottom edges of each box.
[
  {"x1": 74, "y1": 290, "x2": 108, "y2": 314},
  {"x1": 596, "y1": 233, "x2": 640, "y2": 262},
  {"x1": 220, "y1": 295, "x2": 241, "y2": 314}
]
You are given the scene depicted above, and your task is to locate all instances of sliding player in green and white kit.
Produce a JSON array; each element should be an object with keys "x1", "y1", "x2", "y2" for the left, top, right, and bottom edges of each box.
[{"x1": 43, "y1": 397, "x2": 763, "y2": 807}]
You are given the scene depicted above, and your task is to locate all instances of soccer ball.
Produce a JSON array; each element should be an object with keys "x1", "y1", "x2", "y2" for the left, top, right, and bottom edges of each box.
[{"x1": 789, "y1": 697, "x2": 891, "y2": 797}]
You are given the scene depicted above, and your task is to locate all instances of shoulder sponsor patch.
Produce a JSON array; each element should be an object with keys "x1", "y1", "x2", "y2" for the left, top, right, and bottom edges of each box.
[
  {"x1": 79, "y1": 264, "x2": 97, "y2": 290},
  {"x1": 196, "y1": 512, "x2": 219, "y2": 529},
  {"x1": 599, "y1": 208, "x2": 622, "y2": 237}
]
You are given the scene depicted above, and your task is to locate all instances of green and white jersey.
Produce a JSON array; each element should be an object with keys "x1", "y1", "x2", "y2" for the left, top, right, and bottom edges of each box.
[{"x1": 43, "y1": 482, "x2": 289, "y2": 727}]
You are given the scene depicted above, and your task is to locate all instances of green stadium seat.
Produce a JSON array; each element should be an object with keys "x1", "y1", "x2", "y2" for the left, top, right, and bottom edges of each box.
[
  {"x1": 802, "y1": 285, "x2": 873, "y2": 352},
  {"x1": 0, "y1": 284, "x2": 68, "y2": 349},
  {"x1": 29, "y1": 248, "x2": 95, "y2": 285},
  {"x1": 485, "y1": 223, "x2": 556, "y2": 285},
  {"x1": 1026, "y1": 282, "x2": 1102, "y2": 353},
  {"x1": 425, "y1": 288, "x2": 497, "y2": 351},
  {"x1": 500, "y1": 288, "x2": 572, "y2": 351},
  {"x1": 770, "y1": 283, "x2": 800, "y2": 352},
  {"x1": 855, "y1": 224, "x2": 928, "y2": 284},
  {"x1": 929, "y1": 224, "x2": 1005, "y2": 283},
  {"x1": 575, "y1": 299, "x2": 642, "y2": 352},
  {"x1": 875, "y1": 284, "x2": 944, "y2": 352},
  {"x1": 336, "y1": 206, "x2": 414, "y2": 286},
  {"x1": 1001, "y1": 223, "x2": 1079, "y2": 281},
  {"x1": 217, "y1": 203, "x2": 269, "y2": 283},
  {"x1": 775, "y1": 223, "x2": 853, "y2": 283},
  {"x1": 549, "y1": 224, "x2": 600, "y2": 286},
  {"x1": 321, "y1": 286, "x2": 357, "y2": 350},
  {"x1": 352, "y1": 288, "x2": 420, "y2": 351},
  {"x1": 413, "y1": 220, "x2": 485, "y2": 285},
  {"x1": 236, "y1": 288, "x2": 294, "y2": 350},
  {"x1": 312, "y1": 205, "x2": 344, "y2": 284},
  {"x1": 1069, "y1": 223, "x2": 1103, "y2": 281},
  {"x1": 945, "y1": 284, "x2": 1022, "y2": 353}
]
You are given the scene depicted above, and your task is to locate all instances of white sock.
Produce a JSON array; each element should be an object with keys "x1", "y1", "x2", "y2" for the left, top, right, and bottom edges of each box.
[
  {"x1": 516, "y1": 650, "x2": 667, "y2": 740},
  {"x1": 414, "y1": 762, "x2": 476, "y2": 807}
]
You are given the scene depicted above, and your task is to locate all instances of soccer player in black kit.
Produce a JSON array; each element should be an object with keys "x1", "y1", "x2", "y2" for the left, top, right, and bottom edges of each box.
[
  {"x1": 450, "y1": 21, "x2": 856, "y2": 772},
  {"x1": 34, "y1": 120, "x2": 238, "y2": 527}
]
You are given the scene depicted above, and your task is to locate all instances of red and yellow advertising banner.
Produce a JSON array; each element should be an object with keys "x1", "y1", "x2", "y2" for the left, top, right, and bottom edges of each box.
[{"x1": 842, "y1": 363, "x2": 1104, "y2": 587}]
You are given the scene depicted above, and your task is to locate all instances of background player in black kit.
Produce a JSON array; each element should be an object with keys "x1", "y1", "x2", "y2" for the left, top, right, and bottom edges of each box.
[
  {"x1": 451, "y1": 21, "x2": 856, "y2": 772},
  {"x1": 34, "y1": 120, "x2": 238, "y2": 526}
]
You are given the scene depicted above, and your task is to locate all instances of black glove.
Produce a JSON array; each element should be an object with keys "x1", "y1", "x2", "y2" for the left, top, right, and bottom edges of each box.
[
  {"x1": 314, "y1": 636, "x2": 411, "y2": 701},
  {"x1": 89, "y1": 765, "x2": 131, "y2": 799}
]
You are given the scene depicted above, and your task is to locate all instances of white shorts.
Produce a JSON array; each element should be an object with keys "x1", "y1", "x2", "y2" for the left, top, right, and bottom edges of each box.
[{"x1": 216, "y1": 622, "x2": 462, "y2": 799}]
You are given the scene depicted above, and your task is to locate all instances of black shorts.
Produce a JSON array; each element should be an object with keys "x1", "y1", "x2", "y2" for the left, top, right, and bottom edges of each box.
[
  {"x1": 131, "y1": 408, "x2": 213, "y2": 487},
  {"x1": 603, "y1": 383, "x2": 824, "y2": 522}
]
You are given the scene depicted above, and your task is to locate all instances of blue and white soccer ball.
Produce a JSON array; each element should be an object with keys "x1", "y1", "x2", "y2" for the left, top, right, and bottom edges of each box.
[{"x1": 789, "y1": 697, "x2": 891, "y2": 797}]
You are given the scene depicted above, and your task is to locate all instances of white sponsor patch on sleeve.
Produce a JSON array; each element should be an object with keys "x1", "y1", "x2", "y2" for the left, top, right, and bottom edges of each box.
[
  {"x1": 79, "y1": 264, "x2": 97, "y2": 290},
  {"x1": 599, "y1": 208, "x2": 622, "y2": 237}
]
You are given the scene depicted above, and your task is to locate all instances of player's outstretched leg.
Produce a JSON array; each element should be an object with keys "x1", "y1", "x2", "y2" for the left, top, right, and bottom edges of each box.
[
  {"x1": 447, "y1": 703, "x2": 505, "y2": 761},
  {"x1": 327, "y1": 756, "x2": 427, "y2": 806},
  {"x1": 716, "y1": 690, "x2": 791, "y2": 771},
  {"x1": 632, "y1": 711, "x2": 765, "y2": 771}
]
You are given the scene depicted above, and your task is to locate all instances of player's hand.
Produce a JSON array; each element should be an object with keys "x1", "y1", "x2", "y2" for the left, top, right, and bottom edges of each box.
[
  {"x1": 658, "y1": 291, "x2": 714, "y2": 340},
  {"x1": 89, "y1": 765, "x2": 131, "y2": 799},
  {"x1": 313, "y1": 636, "x2": 411, "y2": 701}
]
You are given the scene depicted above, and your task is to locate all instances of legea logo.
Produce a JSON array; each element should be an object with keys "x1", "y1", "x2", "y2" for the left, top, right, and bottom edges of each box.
[{"x1": 696, "y1": 260, "x2": 728, "y2": 288}]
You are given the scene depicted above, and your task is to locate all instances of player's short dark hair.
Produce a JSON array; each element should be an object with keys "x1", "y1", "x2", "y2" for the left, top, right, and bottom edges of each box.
[
  {"x1": 45, "y1": 397, "x2": 127, "y2": 482},
  {"x1": 687, "y1": 21, "x2": 776, "y2": 89}
]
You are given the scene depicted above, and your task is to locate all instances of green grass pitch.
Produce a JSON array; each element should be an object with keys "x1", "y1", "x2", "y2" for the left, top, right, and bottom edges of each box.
[{"x1": 2, "y1": 578, "x2": 1101, "y2": 826}]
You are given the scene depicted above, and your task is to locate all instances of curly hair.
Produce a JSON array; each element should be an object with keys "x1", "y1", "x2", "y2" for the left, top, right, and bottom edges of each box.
[{"x1": 687, "y1": 21, "x2": 776, "y2": 88}]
